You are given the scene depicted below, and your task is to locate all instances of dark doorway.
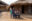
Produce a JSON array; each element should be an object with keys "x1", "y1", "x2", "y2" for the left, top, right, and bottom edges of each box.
[
  {"x1": 11, "y1": 6, "x2": 14, "y2": 9},
  {"x1": 22, "y1": 5, "x2": 24, "y2": 13},
  {"x1": 31, "y1": 5, "x2": 32, "y2": 14}
]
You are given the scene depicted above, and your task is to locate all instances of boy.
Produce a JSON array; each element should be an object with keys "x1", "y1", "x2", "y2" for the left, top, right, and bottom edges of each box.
[{"x1": 14, "y1": 9, "x2": 20, "y2": 19}]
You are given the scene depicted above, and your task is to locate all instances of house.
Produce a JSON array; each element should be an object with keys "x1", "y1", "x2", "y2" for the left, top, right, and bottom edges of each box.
[
  {"x1": 0, "y1": 1, "x2": 8, "y2": 11},
  {"x1": 9, "y1": 0, "x2": 32, "y2": 14}
]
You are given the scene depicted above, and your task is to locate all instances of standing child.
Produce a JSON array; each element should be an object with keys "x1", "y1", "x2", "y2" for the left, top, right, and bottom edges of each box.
[
  {"x1": 10, "y1": 8, "x2": 12, "y2": 18},
  {"x1": 12, "y1": 8, "x2": 16, "y2": 18},
  {"x1": 14, "y1": 9, "x2": 20, "y2": 19}
]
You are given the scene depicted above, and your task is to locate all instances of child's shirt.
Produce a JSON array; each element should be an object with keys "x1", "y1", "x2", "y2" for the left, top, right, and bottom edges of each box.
[
  {"x1": 10, "y1": 9, "x2": 12, "y2": 15},
  {"x1": 14, "y1": 10, "x2": 20, "y2": 15}
]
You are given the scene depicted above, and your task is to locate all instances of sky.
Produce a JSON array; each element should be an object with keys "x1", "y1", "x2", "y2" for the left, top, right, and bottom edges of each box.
[{"x1": 2, "y1": 0, "x2": 18, "y2": 5}]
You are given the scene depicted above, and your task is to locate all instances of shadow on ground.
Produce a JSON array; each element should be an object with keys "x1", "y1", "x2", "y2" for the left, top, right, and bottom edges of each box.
[{"x1": 22, "y1": 14, "x2": 32, "y2": 19}]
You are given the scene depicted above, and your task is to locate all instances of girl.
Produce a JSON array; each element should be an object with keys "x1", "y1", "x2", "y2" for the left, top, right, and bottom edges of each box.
[{"x1": 10, "y1": 8, "x2": 12, "y2": 18}]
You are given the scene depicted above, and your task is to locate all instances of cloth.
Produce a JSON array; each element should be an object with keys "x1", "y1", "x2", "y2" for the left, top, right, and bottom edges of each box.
[
  {"x1": 12, "y1": 9, "x2": 14, "y2": 14},
  {"x1": 14, "y1": 10, "x2": 20, "y2": 15},
  {"x1": 10, "y1": 9, "x2": 12, "y2": 15}
]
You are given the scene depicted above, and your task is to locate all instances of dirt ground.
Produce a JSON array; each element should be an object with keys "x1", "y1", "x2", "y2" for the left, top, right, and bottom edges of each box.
[{"x1": 0, "y1": 12, "x2": 32, "y2": 21}]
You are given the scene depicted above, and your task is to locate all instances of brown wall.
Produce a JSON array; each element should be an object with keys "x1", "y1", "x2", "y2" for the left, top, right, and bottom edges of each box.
[{"x1": 10, "y1": 3, "x2": 32, "y2": 14}]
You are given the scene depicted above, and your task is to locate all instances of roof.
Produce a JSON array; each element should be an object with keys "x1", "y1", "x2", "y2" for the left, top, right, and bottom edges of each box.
[{"x1": 0, "y1": 1, "x2": 8, "y2": 5}]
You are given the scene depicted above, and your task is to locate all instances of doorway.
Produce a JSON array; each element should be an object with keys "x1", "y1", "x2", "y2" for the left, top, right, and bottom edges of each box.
[{"x1": 22, "y1": 5, "x2": 24, "y2": 14}]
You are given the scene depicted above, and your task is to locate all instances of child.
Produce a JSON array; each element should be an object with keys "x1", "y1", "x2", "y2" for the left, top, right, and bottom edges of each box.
[
  {"x1": 12, "y1": 8, "x2": 16, "y2": 18},
  {"x1": 14, "y1": 9, "x2": 20, "y2": 19},
  {"x1": 10, "y1": 8, "x2": 12, "y2": 18}
]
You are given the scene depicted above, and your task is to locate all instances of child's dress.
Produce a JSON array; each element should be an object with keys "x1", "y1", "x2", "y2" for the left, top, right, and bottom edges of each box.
[
  {"x1": 10, "y1": 9, "x2": 12, "y2": 17},
  {"x1": 10, "y1": 9, "x2": 12, "y2": 14}
]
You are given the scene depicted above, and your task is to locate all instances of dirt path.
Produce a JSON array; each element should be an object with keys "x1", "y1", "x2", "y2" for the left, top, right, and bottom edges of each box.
[{"x1": 0, "y1": 12, "x2": 32, "y2": 21}]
